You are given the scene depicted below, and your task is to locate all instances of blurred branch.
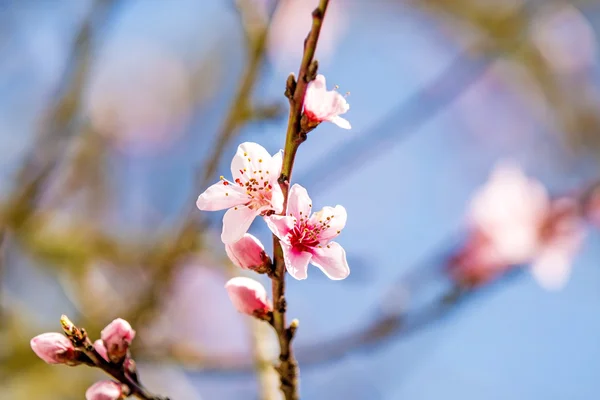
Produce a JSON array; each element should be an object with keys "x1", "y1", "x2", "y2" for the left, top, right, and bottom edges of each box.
[{"x1": 200, "y1": 0, "x2": 275, "y2": 187}]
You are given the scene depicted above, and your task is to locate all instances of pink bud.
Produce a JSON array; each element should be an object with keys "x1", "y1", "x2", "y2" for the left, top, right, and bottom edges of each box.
[
  {"x1": 30, "y1": 332, "x2": 78, "y2": 365},
  {"x1": 85, "y1": 381, "x2": 123, "y2": 400},
  {"x1": 225, "y1": 233, "x2": 271, "y2": 272},
  {"x1": 225, "y1": 277, "x2": 272, "y2": 317},
  {"x1": 94, "y1": 339, "x2": 108, "y2": 361},
  {"x1": 100, "y1": 318, "x2": 135, "y2": 363}
]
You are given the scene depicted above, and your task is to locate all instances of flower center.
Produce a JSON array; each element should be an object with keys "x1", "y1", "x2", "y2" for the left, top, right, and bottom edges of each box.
[
  {"x1": 234, "y1": 167, "x2": 274, "y2": 211},
  {"x1": 289, "y1": 223, "x2": 321, "y2": 252}
]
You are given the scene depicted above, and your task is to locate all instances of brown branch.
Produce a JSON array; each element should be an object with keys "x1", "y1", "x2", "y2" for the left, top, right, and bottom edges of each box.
[
  {"x1": 60, "y1": 315, "x2": 168, "y2": 400},
  {"x1": 270, "y1": 1, "x2": 330, "y2": 399}
]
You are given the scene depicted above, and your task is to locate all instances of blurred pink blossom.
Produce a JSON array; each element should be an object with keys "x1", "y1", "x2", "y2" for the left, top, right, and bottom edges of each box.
[
  {"x1": 85, "y1": 381, "x2": 123, "y2": 400},
  {"x1": 267, "y1": 0, "x2": 347, "y2": 73},
  {"x1": 304, "y1": 74, "x2": 351, "y2": 129},
  {"x1": 30, "y1": 332, "x2": 78, "y2": 365},
  {"x1": 225, "y1": 233, "x2": 271, "y2": 272},
  {"x1": 196, "y1": 142, "x2": 284, "y2": 244},
  {"x1": 101, "y1": 318, "x2": 135, "y2": 363},
  {"x1": 87, "y1": 40, "x2": 193, "y2": 153},
  {"x1": 531, "y1": 4, "x2": 597, "y2": 74},
  {"x1": 225, "y1": 276, "x2": 272, "y2": 317},
  {"x1": 267, "y1": 184, "x2": 349, "y2": 280},
  {"x1": 450, "y1": 162, "x2": 584, "y2": 289}
]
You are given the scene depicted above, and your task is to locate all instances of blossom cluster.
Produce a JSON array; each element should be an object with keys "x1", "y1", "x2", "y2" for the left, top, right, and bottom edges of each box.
[
  {"x1": 31, "y1": 318, "x2": 136, "y2": 400},
  {"x1": 196, "y1": 74, "x2": 351, "y2": 316},
  {"x1": 448, "y1": 162, "x2": 586, "y2": 290}
]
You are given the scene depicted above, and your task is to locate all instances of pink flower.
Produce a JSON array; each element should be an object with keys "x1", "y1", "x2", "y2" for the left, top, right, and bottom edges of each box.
[
  {"x1": 303, "y1": 74, "x2": 351, "y2": 129},
  {"x1": 101, "y1": 318, "x2": 135, "y2": 363},
  {"x1": 225, "y1": 233, "x2": 271, "y2": 272},
  {"x1": 468, "y1": 162, "x2": 550, "y2": 265},
  {"x1": 455, "y1": 162, "x2": 585, "y2": 290},
  {"x1": 85, "y1": 381, "x2": 123, "y2": 400},
  {"x1": 225, "y1": 277, "x2": 272, "y2": 317},
  {"x1": 531, "y1": 197, "x2": 585, "y2": 290},
  {"x1": 196, "y1": 142, "x2": 284, "y2": 244},
  {"x1": 267, "y1": 184, "x2": 350, "y2": 280},
  {"x1": 94, "y1": 339, "x2": 109, "y2": 361},
  {"x1": 30, "y1": 332, "x2": 78, "y2": 365}
]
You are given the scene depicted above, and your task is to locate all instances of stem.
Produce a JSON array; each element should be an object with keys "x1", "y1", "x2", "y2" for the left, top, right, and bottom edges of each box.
[
  {"x1": 83, "y1": 346, "x2": 166, "y2": 400},
  {"x1": 271, "y1": 1, "x2": 330, "y2": 399}
]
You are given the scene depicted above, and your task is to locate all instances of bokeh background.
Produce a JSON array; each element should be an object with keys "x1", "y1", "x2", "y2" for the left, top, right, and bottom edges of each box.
[{"x1": 2, "y1": 0, "x2": 600, "y2": 399}]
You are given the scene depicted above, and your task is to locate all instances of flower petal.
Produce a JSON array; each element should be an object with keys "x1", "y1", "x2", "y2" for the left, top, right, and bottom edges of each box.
[
  {"x1": 269, "y1": 182, "x2": 285, "y2": 214},
  {"x1": 270, "y1": 149, "x2": 283, "y2": 178},
  {"x1": 281, "y1": 242, "x2": 312, "y2": 280},
  {"x1": 287, "y1": 184, "x2": 312, "y2": 220},
  {"x1": 310, "y1": 205, "x2": 347, "y2": 241},
  {"x1": 197, "y1": 181, "x2": 248, "y2": 211},
  {"x1": 310, "y1": 241, "x2": 350, "y2": 280},
  {"x1": 221, "y1": 205, "x2": 258, "y2": 244},
  {"x1": 530, "y1": 245, "x2": 577, "y2": 290},
  {"x1": 265, "y1": 215, "x2": 295, "y2": 242},
  {"x1": 330, "y1": 116, "x2": 351, "y2": 129}
]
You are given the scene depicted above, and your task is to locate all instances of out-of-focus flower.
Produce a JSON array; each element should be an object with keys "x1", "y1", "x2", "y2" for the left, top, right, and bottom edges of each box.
[
  {"x1": 101, "y1": 318, "x2": 135, "y2": 363},
  {"x1": 196, "y1": 142, "x2": 284, "y2": 244},
  {"x1": 85, "y1": 381, "x2": 123, "y2": 400},
  {"x1": 469, "y1": 162, "x2": 549, "y2": 265},
  {"x1": 225, "y1": 277, "x2": 272, "y2": 317},
  {"x1": 267, "y1": 184, "x2": 349, "y2": 280},
  {"x1": 450, "y1": 162, "x2": 584, "y2": 289},
  {"x1": 87, "y1": 40, "x2": 193, "y2": 153},
  {"x1": 303, "y1": 74, "x2": 351, "y2": 130},
  {"x1": 267, "y1": 0, "x2": 347, "y2": 73},
  {"x1": 531, "y1": 3, "x2": 597, "y2": 74},
  {"x1": 225, "y1": 233, "x2": 271, "y2": 273},
  {"x1": 30, "y1": 332, "x2": 79, "y2": 365}
]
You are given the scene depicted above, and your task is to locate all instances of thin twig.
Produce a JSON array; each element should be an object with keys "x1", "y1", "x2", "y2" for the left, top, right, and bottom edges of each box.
[{"x1": 270, "y1": 1, "x2": 330, "y2": 399}]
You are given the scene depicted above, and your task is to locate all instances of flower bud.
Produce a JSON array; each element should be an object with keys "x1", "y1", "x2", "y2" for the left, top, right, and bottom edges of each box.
[
  {"x1": 94, "y1": 339, "x2": 108, "y2": 361},
  {"x1": 225, "y1": 233, "x2": 271, "y2": 273},
  {"x1": 225, "y1": 277, "x2": 272, "y2": 317},
  {"x1": 85, "y1": 381, "x2": 123, "y2": 400},
  {"x1": 100, "y1": 318, "x2": 135, "y2": 363},
  {"x1": 30, "y1": 332, "x2": 78, "y2": 365}
]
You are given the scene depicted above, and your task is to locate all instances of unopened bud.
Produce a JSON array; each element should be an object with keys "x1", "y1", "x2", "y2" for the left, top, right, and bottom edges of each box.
[
  {"x1": 225, "y1": 277, "x2": 272, "y2": 317},
  {"x1": 100, "y1": 318, "x2": 135, "y2": 363},
  {"x1": 225, "y1": 233, "x2": 271, "y2": 273},
  {"x1": 94, "y1": 339, "x2": 108, "y2": 361},
  {"x1": 85, "y1": 380, "x2": 124, "y2": 400},
  {"x1": 30, "y1": 332, "x2": 79, "y2": 365}
]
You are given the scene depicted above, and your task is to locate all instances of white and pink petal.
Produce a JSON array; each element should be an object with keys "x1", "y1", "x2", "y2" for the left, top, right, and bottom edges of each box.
[
  {"x1": 281, "y1": 242, "x2": 312, "y2": 280},
  {"x1": 221, "y1": 205, "x2": 259, "y2": 244},
  {"x1": 196, "y1": 181, "x2": 249, "y2": 211},
  {"x1": 310, "y1": 242, "x2": 350, "y2": 280}
]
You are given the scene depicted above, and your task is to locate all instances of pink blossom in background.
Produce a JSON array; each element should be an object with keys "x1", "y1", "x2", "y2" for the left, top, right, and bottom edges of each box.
[
  {"x1": 468, "y1": 162, "x2": 550, "y2": 266},
  {"x1": 267, "y1": 184, "x2": 350, "y2": 280},
  {"x1": 531, "y1": 4, "x2": 597, "y2": 74},
  {"x1": 197, "y1": 142, "x2": 284, "y2": 244},
  {"x1": 451, "y1": 162, "x2": 585, "y2": 290},
  {"x1": 30, "y1": 332, "x2": 77, "y2": 365},
  {"x1": 225, "y1": 233, "x2": 270, "y2": 271},
  {"x1": 143, "y1": 262, "x2": 250, "y2": 358},
  {"x1": 267, "y1": 0, "x2": 347, "y2": 73},
  {"x1": 87, "y1": 39, "x2": 193, "y2": 154},
  {"x1": 225, "y1": 276, "x2": 272, "y2": 316},
  {"x1": 101, "y1": 318, "x2": 135, "y2": 363},
  {"x1": 304, "y1": 74, "x2": 351, "y2": 129},
  {"x1": 531, "y1": 198, "x2": 585, "y2": 290},
  {"x1": 85, "y1": 381, "x2": 123, "y2": 400}
]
